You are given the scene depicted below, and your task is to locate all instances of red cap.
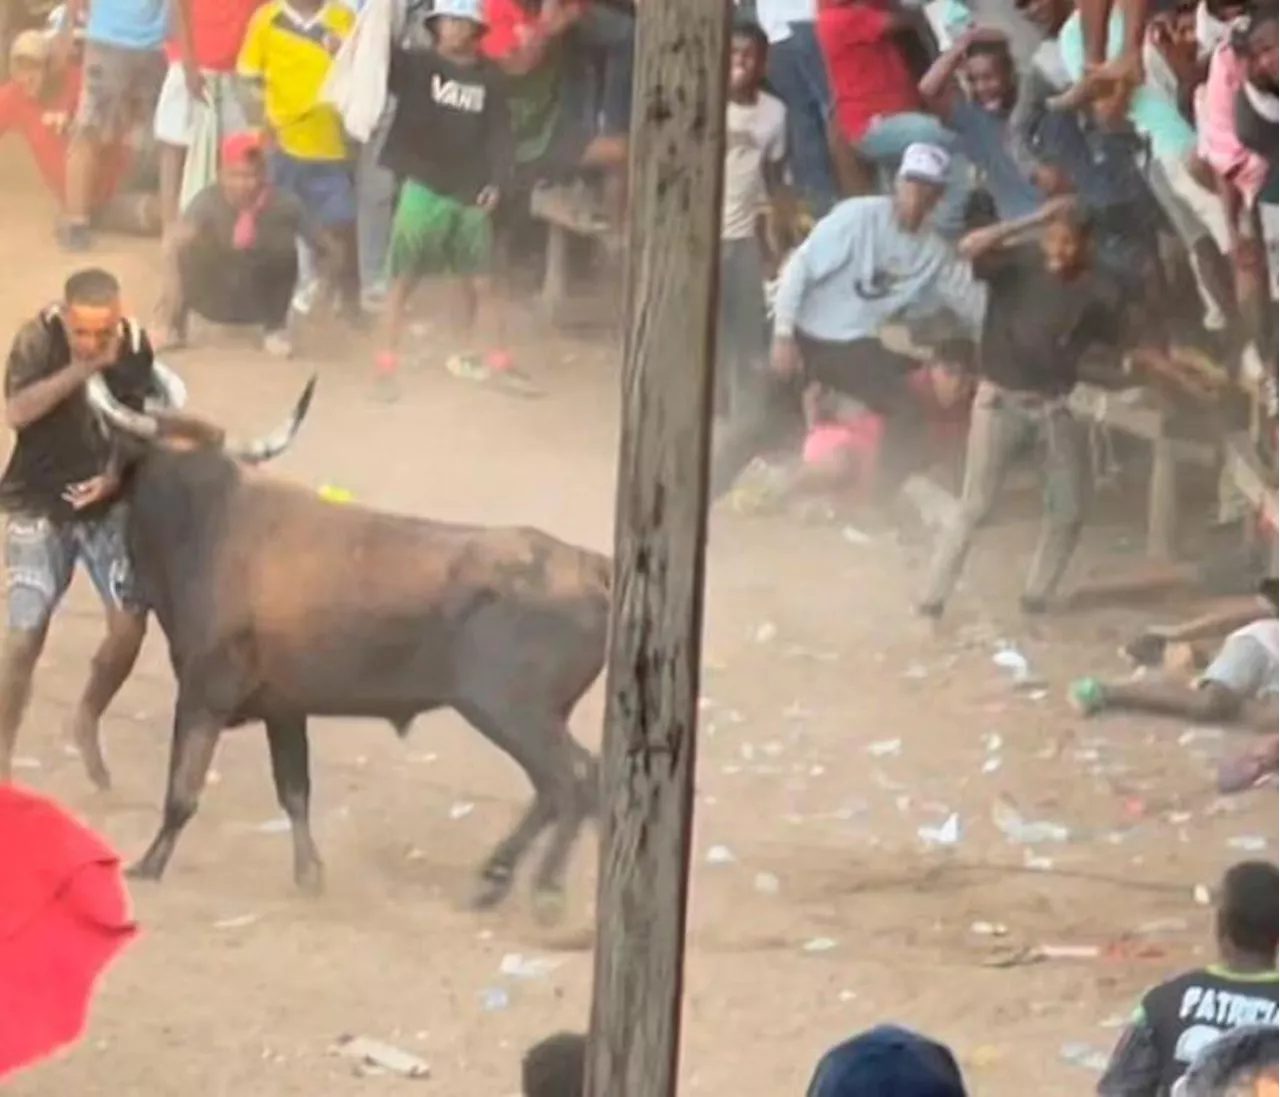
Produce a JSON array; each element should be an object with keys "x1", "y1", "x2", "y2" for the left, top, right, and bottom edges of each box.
[{"x1": 221, "y1": 131, "x2": 263, "y2": 168}]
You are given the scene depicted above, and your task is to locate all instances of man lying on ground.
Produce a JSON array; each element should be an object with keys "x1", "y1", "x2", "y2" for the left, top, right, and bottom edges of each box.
[
  {"x1": 1098, "y1": 859, "x2": 1278, "y2": 1097},
  {"x1": 1079, "y1": 516, "x2": 1277, "y2": 675},
  {"x1": 1071, "y1": 579, "x2": 1279, "y2": 792},
  {"x1": 153, "y1": 133, "x2": 337, "y2": 358},
  {"x1": 0, "y1": 30, "x2": 158, "y2": 240}
]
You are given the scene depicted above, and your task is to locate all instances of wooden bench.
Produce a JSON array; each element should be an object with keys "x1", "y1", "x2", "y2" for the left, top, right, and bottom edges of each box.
[
  {"x1": 1069, "y1": 383, "x2": 1220, "y2": 559},
  {"x1": 528, "y1": 182, "x2": 621, "y2": 327}
]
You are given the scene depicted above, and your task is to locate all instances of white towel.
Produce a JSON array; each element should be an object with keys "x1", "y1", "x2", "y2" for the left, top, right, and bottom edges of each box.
[
  {"x1": 178, "y1": 75, "x2": 238, "y2": 213},
  {"x1": 320, "y1": 0, "x2": 407, "y2": 144}
]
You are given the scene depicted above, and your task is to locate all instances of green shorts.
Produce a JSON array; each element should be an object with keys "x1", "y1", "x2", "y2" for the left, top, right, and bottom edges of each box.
[{"x1": 388, "y1": 180, "x2": 493, "y2": 280}]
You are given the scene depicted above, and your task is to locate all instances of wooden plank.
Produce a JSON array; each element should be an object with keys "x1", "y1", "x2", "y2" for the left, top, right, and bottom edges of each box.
[
  {"x1": 1223, "y1": 432, "x2": 1279, "y2": 530},
  {"x1": 1147, "y1": 427, "x2": 1179, "y2": 559},
  {"x1": 581, "y1": 0, "x2": 730, "y2": 1093},
  {"x1": 1070, "y1": 384, "x2": 1218, "y2": 465}
]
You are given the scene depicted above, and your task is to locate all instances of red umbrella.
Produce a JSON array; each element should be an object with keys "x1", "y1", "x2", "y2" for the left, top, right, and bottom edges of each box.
[{"x1": 0, "y1": 784, "x2": 139, "y2": 1081}]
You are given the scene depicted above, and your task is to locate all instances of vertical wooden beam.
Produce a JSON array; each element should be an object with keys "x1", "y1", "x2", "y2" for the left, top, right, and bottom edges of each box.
[
  {"x1": 1147, "y1": 412, "x2": 1179, "y2": 560},
  {"x1": 581, "y1": 1, "x2": 731, "y2": 1095}
]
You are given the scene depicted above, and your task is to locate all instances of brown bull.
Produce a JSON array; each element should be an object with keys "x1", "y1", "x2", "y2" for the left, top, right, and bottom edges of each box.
[{"x1": 86, "y1": 376, "x2": 608, "y2": 921}]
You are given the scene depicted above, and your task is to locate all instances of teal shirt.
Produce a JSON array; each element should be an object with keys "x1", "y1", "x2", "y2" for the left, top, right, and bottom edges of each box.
[{"x1": 1058, "y1": 11, "x2": 1196, "y2": 162}]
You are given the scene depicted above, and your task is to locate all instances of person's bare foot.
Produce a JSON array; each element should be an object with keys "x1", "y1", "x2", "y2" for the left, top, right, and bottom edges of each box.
[{"x1": 67, "y1": 706, "x2": 112, "y2": 792}]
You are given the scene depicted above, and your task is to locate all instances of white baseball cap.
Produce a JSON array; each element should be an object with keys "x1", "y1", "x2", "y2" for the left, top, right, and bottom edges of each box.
[
  {"x1": 427, "y1": 0, "x2": 487, "y2": 26},
  {"x1": 897, "y1": 143, "x2": 952, "y2": 188}
]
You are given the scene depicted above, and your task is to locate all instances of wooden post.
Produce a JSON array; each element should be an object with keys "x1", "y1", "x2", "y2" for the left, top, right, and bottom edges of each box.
[
  {"x1": 1147, "y1": 409, "x2": 1179, "y2": 560},
  {"x1": 582, "y1": 0, "x2": 730, "y2": 1095}
]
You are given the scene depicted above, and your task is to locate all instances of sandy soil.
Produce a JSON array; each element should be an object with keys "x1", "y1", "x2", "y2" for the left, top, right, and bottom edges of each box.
[{"x1": 0, "y1": 146, "x2": 1274, "y2": 1097}]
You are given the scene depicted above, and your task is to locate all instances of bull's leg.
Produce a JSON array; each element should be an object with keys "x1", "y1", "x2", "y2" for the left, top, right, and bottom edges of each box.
[
  {"x1": 472, "y1": 797, "x2": 556, "y2": 911},
  {"x1": 264, "y1": 715, "x2": 325, "y2": 896},
  {"x1": 66, "y1": 607, "x2": 147, "y2": 792},
  {"x1": 456, "y1": 701, "x2": 568, "y2": 915},
  {"x1": 128, "y1": 710, "x2": 221, "y2": 882},
  {"x1": 529, "y1": 733, "x2": 597, "y2": 924}
]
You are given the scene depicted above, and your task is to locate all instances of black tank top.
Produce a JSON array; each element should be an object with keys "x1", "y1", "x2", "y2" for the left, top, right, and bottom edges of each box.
[{"x1": 0, "y1": 308, "x2": 154, "y2": 522}]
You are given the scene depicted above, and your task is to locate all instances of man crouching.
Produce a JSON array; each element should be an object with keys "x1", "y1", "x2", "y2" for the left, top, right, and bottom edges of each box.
[
  {"x1": 153, "y1": 133, "x2": 335, "y2": 358},
  {"x1": 0, "y1": 269, "x2": 165, "y2": 790}
]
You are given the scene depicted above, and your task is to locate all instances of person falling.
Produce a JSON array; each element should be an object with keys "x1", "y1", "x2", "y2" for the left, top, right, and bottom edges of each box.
[{"x1": 1070, "y1": 579, "x2": 1279, "y2": 794}]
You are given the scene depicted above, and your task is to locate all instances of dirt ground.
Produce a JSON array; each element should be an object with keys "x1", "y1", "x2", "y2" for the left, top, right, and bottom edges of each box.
[{"x1": 0, "y1": 145, "x2": 1275, "y2": 1097}]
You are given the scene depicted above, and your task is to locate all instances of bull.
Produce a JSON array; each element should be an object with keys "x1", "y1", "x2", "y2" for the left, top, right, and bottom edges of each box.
[{"x1": 84, "y1": 375, "x2": 608, "y2": 921}]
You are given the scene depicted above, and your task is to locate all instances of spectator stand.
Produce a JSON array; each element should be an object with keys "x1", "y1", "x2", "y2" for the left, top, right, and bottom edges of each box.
[{"x1": 528, "y1": 180, "x2": 621, "y2": 328}]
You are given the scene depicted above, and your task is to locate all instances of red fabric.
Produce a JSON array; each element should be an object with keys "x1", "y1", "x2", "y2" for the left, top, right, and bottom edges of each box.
[
  {"x1": 165, "y1": 0, "x2": 262, "y2": 71},
  {"x1": 806, "y1": 369, "x2": 970, "y2": 493},
  {"x1": 0, "y1": 785, "x2": 138, "y2": 1082},
  {"x1": 481, "y1": 0, "x2": 585, "y2": 60},
  {"x1": 816, "y1": 0, "x2": 922, "y2": 143},
  {"x1": 222, "y1": 130, "x2": 262, "y2": 168},
  {"x1": 0, "y1": 71, "x2": 130, "y2": 206}
]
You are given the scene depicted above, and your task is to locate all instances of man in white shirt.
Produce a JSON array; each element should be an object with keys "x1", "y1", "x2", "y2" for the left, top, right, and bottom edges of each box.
[
  {"x1": 718, "y1": 19, "x2": 787, "y2": 417},
  {"x1": 755, "y1": 0, "x2": 838, "y2": 214}
]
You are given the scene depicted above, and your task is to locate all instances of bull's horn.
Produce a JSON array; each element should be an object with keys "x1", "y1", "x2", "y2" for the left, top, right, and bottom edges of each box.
[
  {"x1": 225, "y1": 375, "x2": 317, "y2": 464},
  {"x1": 84, "y1": 374, "x2": 160, "y2": 438}
]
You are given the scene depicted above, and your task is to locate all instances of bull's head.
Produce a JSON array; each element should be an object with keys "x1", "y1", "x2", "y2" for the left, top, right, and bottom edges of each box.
[{"x1": 84, "y1": 372, "x2": 317, "y2": 464}]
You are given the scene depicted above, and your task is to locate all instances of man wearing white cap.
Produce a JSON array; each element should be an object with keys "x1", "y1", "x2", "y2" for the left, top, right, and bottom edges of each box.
[{"x1": 710, "y1": 141, "x2": 985, "y2": 503}]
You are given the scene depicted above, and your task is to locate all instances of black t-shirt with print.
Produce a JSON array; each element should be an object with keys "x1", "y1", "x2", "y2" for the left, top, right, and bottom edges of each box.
[
  {"x1": 972, "y1": 244, "x2": 1123, "y2": 397},
  {"x1": 1142, "y1": 966, "x2": 1279, "y2": 1094},
  {"x1": 0, "y1": 310, "x2": 157, "y2": 521},
  {"x1": 380, "y1": 46, "x2": 511, "y2": 202}
]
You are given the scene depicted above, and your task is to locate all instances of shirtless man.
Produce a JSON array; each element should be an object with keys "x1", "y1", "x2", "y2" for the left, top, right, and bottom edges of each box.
[{"x1": 0, "y1": 269, "x2": 165, "y2": 789}]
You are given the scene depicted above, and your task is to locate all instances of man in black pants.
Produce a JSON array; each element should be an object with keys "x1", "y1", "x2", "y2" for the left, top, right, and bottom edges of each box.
[
  {"x1": 153, "y1": 132, "x2": 334, "y2": 359},
  {"x1": 709, "y1": 143, "x2": 985, "y2": 505}
]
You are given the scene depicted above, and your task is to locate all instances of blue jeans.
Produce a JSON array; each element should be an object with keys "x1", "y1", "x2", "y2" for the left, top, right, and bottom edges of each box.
[
  {"x1": 357, "y1": 106, "x2": 396, "y2": 296},
  {"x1": 857, "y1": 112, "x2": 971, "y2": 238},
  {"x1": 765, "y1": 23, "x2": 839, "y2": 215}
]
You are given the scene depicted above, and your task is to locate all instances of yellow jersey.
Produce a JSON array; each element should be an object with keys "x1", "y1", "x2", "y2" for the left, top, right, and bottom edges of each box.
[{"x1": 237, "y1": 1, "x2": 354, "y2": 162}]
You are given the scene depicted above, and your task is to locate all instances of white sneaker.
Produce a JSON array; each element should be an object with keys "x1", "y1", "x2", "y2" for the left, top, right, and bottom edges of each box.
[
  {"x1": 262, "y1": 330, "x2": 293, "y2": 358},
  {"x1": 291, "y1": 278, "x2": 320, "y2": 316}
]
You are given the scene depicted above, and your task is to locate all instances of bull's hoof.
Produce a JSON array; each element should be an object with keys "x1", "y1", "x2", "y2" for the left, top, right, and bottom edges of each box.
[
  {"x1": 83, "y1": 761, "x2": 113, "y2": 794},
  {"x1": 294, "y1": 861, "x2": 326, "y2": 897},
  {"x1": 470, "y1": 870, "x2": 514, "y2": 912},
  {"x1": 531, "y1": 888, "x2": 566, "y2": 927}
]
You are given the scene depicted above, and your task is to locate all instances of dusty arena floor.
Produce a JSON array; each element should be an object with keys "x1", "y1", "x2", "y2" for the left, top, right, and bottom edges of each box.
[{"x1": 1, "y1": 150, "x2": 1275, "y2": 1097}]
